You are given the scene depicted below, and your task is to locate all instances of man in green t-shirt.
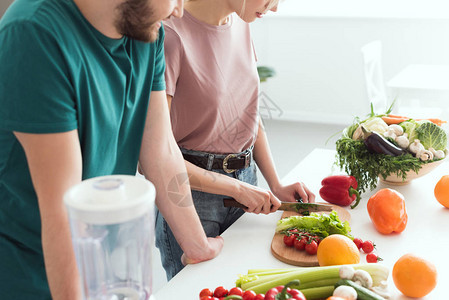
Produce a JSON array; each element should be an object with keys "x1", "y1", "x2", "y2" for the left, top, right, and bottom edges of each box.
[{"x1": 0, "y1": 0, "x2": 223, "y2": 298}]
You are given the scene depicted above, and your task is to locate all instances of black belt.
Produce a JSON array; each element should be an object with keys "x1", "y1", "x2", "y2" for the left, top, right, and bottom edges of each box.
[{"x1": 182, "y1": 147, "x2": 253, "y2": 173}]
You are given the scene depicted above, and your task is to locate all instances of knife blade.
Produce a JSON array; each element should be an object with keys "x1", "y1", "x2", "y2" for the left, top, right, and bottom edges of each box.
[{"x1": 223, "y1": 198, "x2": 333, "y2": 213}]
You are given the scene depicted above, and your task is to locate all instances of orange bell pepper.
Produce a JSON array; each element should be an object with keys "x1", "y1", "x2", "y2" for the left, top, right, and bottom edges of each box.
[{"x1": 367, "y1": 188, "x2": 408, "y2": 234}]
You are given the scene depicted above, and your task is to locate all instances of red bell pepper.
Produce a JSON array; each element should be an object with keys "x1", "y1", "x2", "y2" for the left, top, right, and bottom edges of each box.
[
  {"x1": 319, "y1": 175, "x2": 361, "y2": 209},
  {"x1": 264, "y1": 280, "x2": 305, "y2": 300}
]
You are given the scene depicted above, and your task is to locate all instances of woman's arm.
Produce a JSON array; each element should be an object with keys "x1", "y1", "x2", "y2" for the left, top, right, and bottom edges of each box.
[
  {"x1": 166, "y1": 95, "x2": 280, "y2": 214},
  {"x1": 253, "y1": 119, "x2": 316, "y2": 203}
]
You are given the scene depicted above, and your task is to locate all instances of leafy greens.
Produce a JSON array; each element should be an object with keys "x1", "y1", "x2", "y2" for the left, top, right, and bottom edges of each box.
[
  {"x1": 416, "y1": 121, "x2": 448, "y2": 151},
  {"x1": 275, "y1": 211, "x2": 352, "y2": 239}
]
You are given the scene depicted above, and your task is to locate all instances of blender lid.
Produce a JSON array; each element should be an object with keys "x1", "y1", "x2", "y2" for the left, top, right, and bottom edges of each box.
[{"x1": 64, "y1": 175, "x2": 156, "y2": 224}]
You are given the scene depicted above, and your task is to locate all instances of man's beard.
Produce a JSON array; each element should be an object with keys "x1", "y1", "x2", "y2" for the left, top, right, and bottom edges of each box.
[{"x1": 115, "y1": 0, "x2": 160, "y2": 43}]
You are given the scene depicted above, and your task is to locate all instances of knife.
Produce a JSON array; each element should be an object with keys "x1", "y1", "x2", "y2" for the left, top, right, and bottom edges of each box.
[{"x1": 223, "y1": 198, "x2": 333, "y2": 214}]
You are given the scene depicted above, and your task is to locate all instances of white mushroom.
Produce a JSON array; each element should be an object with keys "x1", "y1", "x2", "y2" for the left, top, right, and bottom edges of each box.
[
  {"x1": 395, "y1": 135, "x2": 410, "y2": 149},
  {"x1": 408, "y1": 139, "x2": 425, "y2": 155},
  {"x1": 352, "y1": 269, "x2": 373, "y2": 289},
  {"x1": 383, "y1": 130, "x2": 397, "y2": 139},
  {"x1": 388, "y1": 124, "x2": 404, "y2": 136},
  {"x1": 333, "y1": 285, "x2": 357, "y2": 300},
  {"x1": 429, "y1": 147, "x2": 446, "y2": 159},
  {"x1": 339, "y1": 265, "x2": 355, "y2": 280},
  {"x1": 417, "y1": 149, "x2": 434, "y2": 161}
]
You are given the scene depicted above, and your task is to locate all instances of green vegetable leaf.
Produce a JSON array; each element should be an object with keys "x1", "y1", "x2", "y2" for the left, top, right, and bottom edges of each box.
[
  {"x1": 416, "y1": 121, "x2": 448, "y2": 151},
  {"x1": 275, "y1": 211, "x2": 352, "y2": 239},
  {"x1": 335, "y1": 137, "x2": 426, "y2": 194},
  {"x1": 400, "y1": 120, "x2": 419, "y2": 142}
]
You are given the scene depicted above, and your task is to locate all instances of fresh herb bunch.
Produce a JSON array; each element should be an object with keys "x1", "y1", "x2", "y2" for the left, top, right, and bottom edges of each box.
[{"x1": 335, "y1": 136, "x2": 426, "y2": 194}]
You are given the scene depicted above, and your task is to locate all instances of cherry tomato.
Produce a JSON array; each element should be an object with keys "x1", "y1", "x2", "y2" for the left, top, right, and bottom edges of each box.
[
  {"x1": 200, "y1": 288, "x2": 214, "y2": 298},
  {"x1": 294, "y1": 237, "x2": 307, "y2": 251},
  {"x1": 229, "y1": 287, "x2": 243, "y2": 296},
  {"x1": 200, "y1": 296, "x2": 216, "y2": 300},
  {"x1": 283, "y1": 234, "x2": 295, "y2": 247},
  {"x1": 242, "y1": 290, "x2": 256, "y2": 300},
  {"x1": 353, "y1": 237, "x2": 363, "y2": 249},
  {"x1": 214, "y1": 286, "x2": 228, "y2": 298},
  {"x1": 305, "y1": 240, "x2": 318, "y2": 255},
  {"x1": 366, "y1": 252, "x2": 383, "y2": 263},
  {"x1": 254, "y1": 294, "x2": 265, "y2": 300},
  {"x1": 361, "y1": 240, "x2": 375, "y2": 254}
]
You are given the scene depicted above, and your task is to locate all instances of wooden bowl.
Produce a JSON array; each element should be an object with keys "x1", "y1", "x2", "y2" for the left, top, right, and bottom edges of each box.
[{"x1": 379, "y1": 154, "x2": 447, "y2": 185}]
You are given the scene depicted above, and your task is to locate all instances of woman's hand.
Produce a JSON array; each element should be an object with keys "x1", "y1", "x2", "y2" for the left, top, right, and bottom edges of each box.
[
  {"x1": 233, "y1": 181, "x2": 281, "y2": 214},
  {"x1": 272, "y1": 182, "x2": 316, "y2": 203}
]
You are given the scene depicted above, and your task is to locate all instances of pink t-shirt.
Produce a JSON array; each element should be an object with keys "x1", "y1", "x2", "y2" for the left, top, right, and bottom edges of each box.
[{"x1": 163, "y1": 10, "x2": 259, "y2": 154}]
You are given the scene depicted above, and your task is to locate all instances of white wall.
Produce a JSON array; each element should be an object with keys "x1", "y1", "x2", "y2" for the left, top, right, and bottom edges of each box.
[{"x1": 251, "y1": 1, "x2": 449, "y2": 125}]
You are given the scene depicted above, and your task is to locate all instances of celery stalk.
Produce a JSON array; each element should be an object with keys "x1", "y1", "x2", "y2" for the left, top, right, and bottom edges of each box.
[
  {"x1": 300, "y1": 286, "x2": 334, "y2": 299},
  {"x1": 248, "y1": 269, "x2": 339, "y2": 294},
  {"x1": 239, "y1": 264, "x2": 390, "y2": 294},
  {"x1": 297, "y1": 278, "x2": 339, "y2": 290},
  {"x1": 247, "y1": 268, "x2": 297, "y2": 275}
]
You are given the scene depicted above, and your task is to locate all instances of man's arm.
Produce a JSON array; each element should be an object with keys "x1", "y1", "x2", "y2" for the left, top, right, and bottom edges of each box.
[
  {"x1": 14, "y1": 130, "x2": 82, "y2": 300},
  {"x1": 253, "y1": 120, "x2": 316, "y2": 203},
  {"x1": 139, "y1": 91, "x2": 223, "y2": 264}
]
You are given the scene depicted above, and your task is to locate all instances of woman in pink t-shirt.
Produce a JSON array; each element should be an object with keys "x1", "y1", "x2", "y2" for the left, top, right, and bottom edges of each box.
[{"x1": 156, "y1": 0, "x2": 316, "y2": 279}]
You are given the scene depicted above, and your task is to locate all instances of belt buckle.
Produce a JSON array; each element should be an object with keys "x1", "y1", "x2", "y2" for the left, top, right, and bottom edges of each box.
[
  {"x1": 243, "y1": 150, "x2": 251, "y2": 168},
  {"x1": 223, "y1": 153, "x2": 237, "y2": 173}
]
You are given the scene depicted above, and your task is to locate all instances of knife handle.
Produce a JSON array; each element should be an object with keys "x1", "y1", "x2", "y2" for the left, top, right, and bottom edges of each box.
[{"x1": 223, "y1": 198, "x2": 249, "y2": 209}]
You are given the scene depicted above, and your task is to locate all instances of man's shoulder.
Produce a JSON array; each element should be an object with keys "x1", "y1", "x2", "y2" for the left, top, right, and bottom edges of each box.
[{"x1": 0, "y1": 0, "x2": 75, "y2": 35}]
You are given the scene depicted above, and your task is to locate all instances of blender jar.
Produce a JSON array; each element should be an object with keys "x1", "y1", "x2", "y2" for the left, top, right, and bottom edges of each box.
[{"x1": 64, "y1": 175, "x2": 156, "y2": 300}]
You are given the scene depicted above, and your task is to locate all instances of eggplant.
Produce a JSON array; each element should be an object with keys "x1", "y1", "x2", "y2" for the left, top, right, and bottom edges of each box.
[{"x1": 364, "y1": 132, "x2": 407, "y2": 156}]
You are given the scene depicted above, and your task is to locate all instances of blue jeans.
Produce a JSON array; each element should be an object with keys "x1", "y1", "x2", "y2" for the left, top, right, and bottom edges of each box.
[{"x1": 155, "y1": 148, "x2": 257, "y2": 280}]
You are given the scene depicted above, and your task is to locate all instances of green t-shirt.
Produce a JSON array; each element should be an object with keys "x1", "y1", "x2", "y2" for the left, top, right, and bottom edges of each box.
[{"x1": 0, "y1": 0, "x2": 165, "y2": 297}]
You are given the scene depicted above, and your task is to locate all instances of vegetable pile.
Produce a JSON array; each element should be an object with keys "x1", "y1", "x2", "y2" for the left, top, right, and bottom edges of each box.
[
  {"x1": 335, "y1": 106, "x2": 448, "y2": 197},
  {"x1": 235, "y1": 264, "x2": 390, "y2": 299}
]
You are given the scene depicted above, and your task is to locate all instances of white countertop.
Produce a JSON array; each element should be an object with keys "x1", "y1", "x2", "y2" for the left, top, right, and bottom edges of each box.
[{"x1": 154, "y1": 148, "x2": 449, "y2": 299}]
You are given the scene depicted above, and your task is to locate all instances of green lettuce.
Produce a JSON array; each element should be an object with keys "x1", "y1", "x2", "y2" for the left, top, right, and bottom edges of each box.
[
  {"x1": 275, "y1": 211, "x2": 352, "y2": 239},
  {"x1": 416, "y1": 121, "x2": 448, "y2": 151},
  {"x1": 400, "y1": 120, "x2": 419, "y2": 142}
]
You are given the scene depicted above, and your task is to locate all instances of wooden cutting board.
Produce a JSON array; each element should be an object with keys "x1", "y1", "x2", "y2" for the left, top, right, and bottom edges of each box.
[{"x1": 271, "y1": 204, "x2": 351, "y2": 267}]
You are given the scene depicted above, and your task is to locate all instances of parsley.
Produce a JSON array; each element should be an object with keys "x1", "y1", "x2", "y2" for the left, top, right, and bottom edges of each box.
[{"x1": 335, "y1": 137, "x2": 426, "y2": 194}]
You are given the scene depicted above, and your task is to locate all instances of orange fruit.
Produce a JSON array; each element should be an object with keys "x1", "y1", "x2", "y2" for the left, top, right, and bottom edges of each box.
[
  {"x1": 317, "y1": 234, "x2": 360, "y2": 266},
  {"x1": 392, "y1": 253, "x2": 437, "y2": 298},
  {"x1": 435, "y1": 175, "x2": 449, "y2": 208}
]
